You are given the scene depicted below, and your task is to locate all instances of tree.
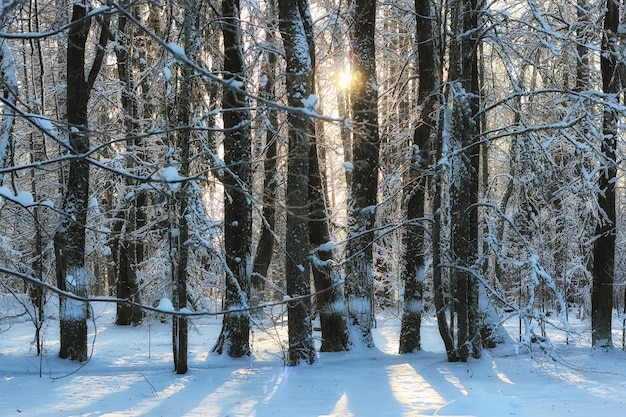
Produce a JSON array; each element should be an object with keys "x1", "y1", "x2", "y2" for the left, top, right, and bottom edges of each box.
[
  {"x1": 447, "y1": 0, "x2": 482, "y2": 361},
  {"x1": 169, "y1": 0, "x2": 201, "y2": 375},
  {"x1": 303, "y1": 1, "x2": 350, "y2": 354},
  {"x1": 0, "y1": 38, "x2": 16, "y2": 183},
  {"x1": 592, "y1": 0, "x2": 619, "y2": 349},
  {"x1": 251, "y1": 0, "x2": 279, "y2": 306},
  {"x1": 213, "y1": 0, "x2": 253, "y2": 358},
  {"x1": 112, "y1": 1, "x2": 144, "y2": 326},
  {"x1": 278, "y1": 0, "x2": 316, "y2": 365},
  {"x1": 54, "y1": 1, "x2": 108, "y2": 362},
  {"x1": 399, "y1": 0, "x2": 438, "y2": 354},
  {"x1": 344, "y1": 0, "x2": 380, "y2": 348}
]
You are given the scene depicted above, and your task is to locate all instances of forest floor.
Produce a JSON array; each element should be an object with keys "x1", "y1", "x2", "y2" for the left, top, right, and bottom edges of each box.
[{"x1": 1, "y1": 295, "x2": 625, "y2": 417}]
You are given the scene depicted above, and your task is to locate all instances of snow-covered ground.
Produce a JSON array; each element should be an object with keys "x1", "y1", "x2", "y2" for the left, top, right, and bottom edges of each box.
[{"x1": 1, "y1": 295, "x2": 625, "y2": 417}]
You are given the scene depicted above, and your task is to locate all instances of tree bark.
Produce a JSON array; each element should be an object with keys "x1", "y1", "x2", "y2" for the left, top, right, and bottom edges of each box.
[
  {"x1": 399, "y1": 0, "x2": 438, "y2": 354},
  {"x1": 306, "y1": 1, "x2": 349, "y2": 353},
  {"x1": 448, "y1": 0, "x2": 482, "y2": 361},
  {"x1": 251, "y1": 0, "x2": 278, "y2": 306},
  {"x1": 55, "y1": 1, "x2": 92, "y2": 362},
  {"x1": 213, "y1": 0, "x2": 253, "y2": 358},
  {"x1": 278, "y1": 0, "x2": 316, "y2": 365},
  {"x1": 113, "y1": 2, "x2": 144, "y2": 326},
  {"x1": 592, "y1": 0, "x2": 619, "y2": 349},
  {"x1": 344, "y1": 0, "x2": 380, "y2": 349},
  {"x1": 0, "y1": 40, "x2": 17, "y2": 184}
]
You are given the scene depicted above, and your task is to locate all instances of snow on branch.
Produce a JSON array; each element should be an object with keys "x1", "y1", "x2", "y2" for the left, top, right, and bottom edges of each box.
[{"x1": 0, "y1": 266, "x2": 340, "y2": 318}]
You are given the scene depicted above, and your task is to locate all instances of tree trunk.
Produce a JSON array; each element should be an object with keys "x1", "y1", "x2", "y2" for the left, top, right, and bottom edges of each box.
[
  {"x1": 170, "y1": 0, "x2": 199, "y2": 374},
  {"x1": 399, "y1": 0, "x2": 438, "y2": 354},
  {"x1": 278, "y1": 0, "x2": 316, "y2": 365},
  {"x1": 448, "y1": 0, "x2": 482, "y2": 361},
  {"x1": 306, "y1": 2, "x2": 349, "y2": 353},
  {"x1": 251, "y1": 0, "x2": 278, "y2": 306},
  {"x1": 113, "y1": 3, "x2": 144, "y2": 326},
  {"x1": 0, "y1": 40, "x2": 17, "y2": 184},
  {"x1": 592, "y1": 0, "x2": 619, "y2": 349},
  {"x1": 54, "y1": 1, "x2": 92, "y2": 362},
  {"x1": 344, "y1": 0, "x2": 380, "y2": 349},
  {"x1": 213, "y1": 0, "x2": 253, "y2": 358}
]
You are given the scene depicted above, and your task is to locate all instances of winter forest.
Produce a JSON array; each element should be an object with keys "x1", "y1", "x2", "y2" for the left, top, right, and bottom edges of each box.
[{"x1": 2, "y1": 0, "x2": 626, "y2": 401}]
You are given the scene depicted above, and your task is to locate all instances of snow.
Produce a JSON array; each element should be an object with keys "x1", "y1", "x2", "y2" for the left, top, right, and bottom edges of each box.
[
  {"x1": 156, "y1": 297, "x2": 175, "y2": 313},
  {"x1": 1, "y1": 297, "x2": 625, "y2": 417},
  {"x1": 162, "y1": 166, "x2": 185, "y2": 190},
  {"x1": 162, "y1": 66, "x2": 172, "y2": 80},
  {"x1": 301, "y1": 94, "x2": 318, "y2": 111},
  {"x1": 166, "y1": 42, "x2": 188, "y2": 62},
  {"x1": 0, "y1": 186, "x2": 34, "y2": 207}
]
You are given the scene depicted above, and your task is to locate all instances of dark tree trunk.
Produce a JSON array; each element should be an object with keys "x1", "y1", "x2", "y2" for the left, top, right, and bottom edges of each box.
[
  {"x1": 170, "y1": 0, "x2": 199, "y2": 374},
  {"x1": 251, "y1": 0, "x2": 278, "y2": 305},
  {"x1": 213, "y1": 0, "x2": 253, "y2": 358},
  {"x1": 306, "y1": 2, "x2": 349, "y2": 353},
  {"x1": 113, "y1": 4, "x2": 144, "y2": 326},
  {"x1": 399, "y1": 0, "x2": 438, "y2": 354},
  {"x1": 592, "y1": 0, "x2": 619, "y2": 349},
  {"x1": 310, "y1": 137, "x2": 349, "y2": 353},
  {"x1": 54, "y1": 1, "x2": 94, "y2": 362},
  {"x1": 345, "y1": 0, "x2": 380, "y2": 349},
  {"x1": 448, "y1": 0, "x2": 482, "y2": 361},
  {"x1": 279, "y1": 0, "x2": 316, "y2": 365}
]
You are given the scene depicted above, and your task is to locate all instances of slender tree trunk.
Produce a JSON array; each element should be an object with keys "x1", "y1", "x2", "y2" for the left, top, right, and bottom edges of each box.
[
  {"x1": 113, "y1": 3, "x2": 144, "y2": 326},
  {"x1": 0, "y1": 40, "x2": 17, "y2": 184},
  {"x1": 213, "y1": 0, "x2": 253, "y2": 358},
  {"x1": 251, "y1": 0, "x2": 278, "y2": 305},
  {"x1": 344, "y1": 0, "x2": 380, "y2": 348},
  {"x1": 592, "y1": 0, "x2": 619, "y2": 349},
  {"x1": 399, "y1": 0, "x2": 438, "y2": 354},
  {"x1": 170, "y1": 0, "x2": 199, "y2": 374}
]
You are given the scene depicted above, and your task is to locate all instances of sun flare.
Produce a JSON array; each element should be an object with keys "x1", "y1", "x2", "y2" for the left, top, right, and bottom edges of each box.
[{"x1": 336, "y1": 68, "x2": 353, "y2": 90}]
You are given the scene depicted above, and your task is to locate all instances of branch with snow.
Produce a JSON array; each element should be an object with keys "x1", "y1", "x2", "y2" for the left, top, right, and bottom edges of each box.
[{"x1": 0, "y1": 266, "x2": 339, "y2": 318}]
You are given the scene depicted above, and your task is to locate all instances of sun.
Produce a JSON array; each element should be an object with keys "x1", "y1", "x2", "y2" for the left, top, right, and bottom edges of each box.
[{"x1": 336, "y1": 68, "x2": 353, "y2": 91}]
